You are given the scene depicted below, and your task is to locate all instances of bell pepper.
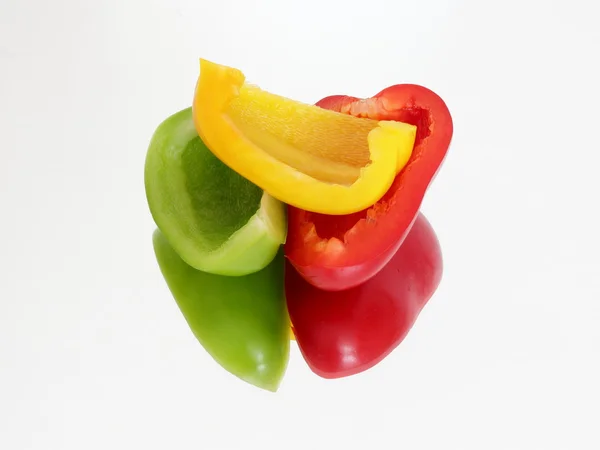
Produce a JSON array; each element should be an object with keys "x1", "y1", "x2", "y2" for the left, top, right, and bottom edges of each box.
[
  {"x1": 191, "y1": 59, "x2": 417, "y2": 215},
  {"x1": 285, "y1": 84, "x2": 453, "y2": 291},
  {"x1": 285, "y1": 213, "x2": 442, "y2": 379},
  {"x1": 145, "y1": 107, "x2": 286, "y2": 276},
  {"x1": 153, "y1": 229, "x2": 290, "y2": 392}
]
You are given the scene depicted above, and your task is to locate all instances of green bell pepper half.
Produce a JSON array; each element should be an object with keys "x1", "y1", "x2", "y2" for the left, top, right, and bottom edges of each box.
[
  {"x1": 145, "y1": 107, "x2": 287, "y2": 276},
  {"x1": 152, "y1": 229, "x2": 290, "y2": 392}
]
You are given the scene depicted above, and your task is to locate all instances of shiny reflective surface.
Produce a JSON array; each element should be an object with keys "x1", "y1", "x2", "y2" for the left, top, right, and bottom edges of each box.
[{"x1": 286, "y1": 213, "x2": 443, "y2": 379}]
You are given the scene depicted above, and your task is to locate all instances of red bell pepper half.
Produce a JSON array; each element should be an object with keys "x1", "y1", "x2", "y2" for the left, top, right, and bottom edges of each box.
[
  {"x1": 286, "y1": 212, "x2": 442, "y2": 379},
  {"x1": 285, "y1": 84, "x2": 453, "y2": 291}
]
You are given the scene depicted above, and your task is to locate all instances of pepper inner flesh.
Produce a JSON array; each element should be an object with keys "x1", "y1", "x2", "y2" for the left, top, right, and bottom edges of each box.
[
  {"x1": 181, "y1": 136, "x2": 263, "y2": 252},
  {"x1": 310, "y1": 105, "x2": 433, "y2": 241},
  {"x1": 225, "y1": 85, "x2": 382, "y2": 185}
]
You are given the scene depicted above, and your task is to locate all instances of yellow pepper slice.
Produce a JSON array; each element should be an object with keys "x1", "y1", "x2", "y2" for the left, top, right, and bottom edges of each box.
[{"x1": 192, "y1": 59, "x2": 417, "y2": 215}]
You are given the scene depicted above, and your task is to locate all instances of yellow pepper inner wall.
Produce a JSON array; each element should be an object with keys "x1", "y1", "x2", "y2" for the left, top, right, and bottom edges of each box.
[
  {"x1": 193, "y1": 58, "x2": 417, "y2": 215},
  {"x1": 226, "y1": 85, "x2": 381, "y2": 185}
]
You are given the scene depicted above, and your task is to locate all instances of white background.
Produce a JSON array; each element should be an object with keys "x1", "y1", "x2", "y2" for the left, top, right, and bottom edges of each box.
[{"x1": 1, "y1": 0, "x2": 599, "y2": 448}]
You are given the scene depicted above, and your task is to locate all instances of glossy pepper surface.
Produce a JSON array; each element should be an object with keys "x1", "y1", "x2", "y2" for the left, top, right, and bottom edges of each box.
[
  {"x1": 153, "y1": 230, "x2": 290, "y2": 392},
  {"x1": 145, "y1": 107, "x2": 286, "y2": 276},
  {"x1": 192, "y1": 59, "x2": 417, "y2": 215},
  {"x1": 286, "y1": 213, "x2": 442, "y2": 379},
  {"x1": 285, "y1": 84, "x2": 453, "y2": 291}
]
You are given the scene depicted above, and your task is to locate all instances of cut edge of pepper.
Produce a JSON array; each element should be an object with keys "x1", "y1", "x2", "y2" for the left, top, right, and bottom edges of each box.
[
  {"x1": 195, "y1": 190, "x2": 288, "y2": 276},
  {"x1": 287, "y1": 84, "x2": 451, "y2": 267},
  {"x1": 193, "y1": 58, "x2": 418, "y2": 215}
]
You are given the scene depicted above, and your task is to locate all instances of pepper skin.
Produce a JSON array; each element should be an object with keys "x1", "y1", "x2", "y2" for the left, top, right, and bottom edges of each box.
[
  {"x1": 192, "y1": 59, "x2": 417, "y2": 215},
  {"x1": 285, "y1": 84, "x2": 453, "y2": 291},
  {"x1": 285, "y1": 213, "x2": 442, "y2": 379},
  {"x1": 145, "y1": 107, "x2": 286, "y2": 276},
  {"x1": 153, "y1": 230, "x2": 290, "y2": 392}
]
